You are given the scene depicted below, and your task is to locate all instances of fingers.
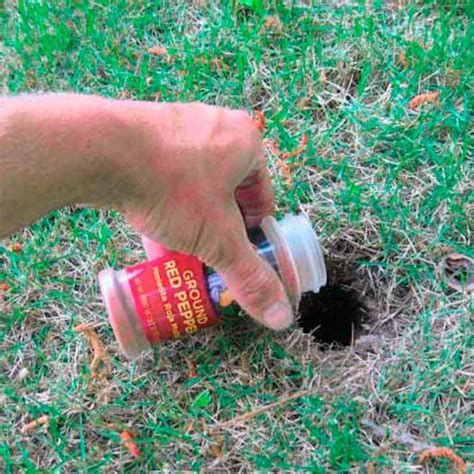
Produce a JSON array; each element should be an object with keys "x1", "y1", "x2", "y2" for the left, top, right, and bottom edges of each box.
[
  {"x1": 141, "y1": 235, "x2": 168, "y2": 260},
  {"x1": 235, "y1": 151, "x2": 275, "y2": 228},
  {"x1": 229, "y1": 109, "x2": 274, "y2": 228},
  {"x1": 204, "y1": 208, "x2": 293, "y2": 330}
]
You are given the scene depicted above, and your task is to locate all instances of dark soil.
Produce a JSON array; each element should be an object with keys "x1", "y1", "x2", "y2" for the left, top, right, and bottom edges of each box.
[{"x1": 297, "y1": 285, "x2": 364, "y2": 347}]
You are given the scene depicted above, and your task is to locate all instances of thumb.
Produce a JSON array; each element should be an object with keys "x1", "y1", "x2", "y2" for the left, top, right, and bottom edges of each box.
[{"x1": 206, "y1": 210, "x2": 293, "y2": 331}]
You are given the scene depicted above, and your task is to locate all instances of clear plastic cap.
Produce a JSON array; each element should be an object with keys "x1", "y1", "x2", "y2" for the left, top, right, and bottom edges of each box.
[
  {"x1": 278, "y1": 214, "x2": 327, "y2": 294},
  {"x1": 261, "y1": 214, "x2": 327, "y2": 305}
]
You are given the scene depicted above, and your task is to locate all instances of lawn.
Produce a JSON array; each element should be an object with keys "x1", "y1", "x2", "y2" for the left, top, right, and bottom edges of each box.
[{"x1": 0, "y1": 0, "x2": 472, "y2": 471}]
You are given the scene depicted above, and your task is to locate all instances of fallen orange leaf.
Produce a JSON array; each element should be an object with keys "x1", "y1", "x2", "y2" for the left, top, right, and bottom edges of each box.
[
  {"x1": 21, "y1": 415, "x2": 49, "y2": 434},
  {"x1": 147, "y1": 45, "x2": 167, "y2": 56},
  {"x1": 276, "y1": 159, "x2": 293, "y2": 189},
  {"x1": 10, "y1": 242, "x2": 22, "y2": 253},
  {"x1": 120, "y1": 430, "x2": 141, "y2": 459},
  {"x1": 408, "y1": 91, "x2": 440, "y2": 110},
  {"x1": 262, "y1": 15, "x2": 283, "y2": 32},
  {"x1": 254, "y1": 110, "x2": 265, "y2": 132},
  {"x1": 419, "y1": 447, "x2": 466, "y2": 474}
]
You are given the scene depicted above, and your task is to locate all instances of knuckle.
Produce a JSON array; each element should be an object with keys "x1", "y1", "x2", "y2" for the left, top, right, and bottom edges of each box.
[
  {"x1": 237, "y1": 261, "x2": 278, "y2": 307},
  {"x1": 200, "y1": 239, "x2": 229, "y2": 269},
  {"x1": 201, "y1": 228, "x2": 244, "y2": 270},
  {"x1": 234, "y1": 109, "x2": 252, "y2": 124},
  {"x1": 231, "y1": 110, "x2": 258, "y2": 135}
]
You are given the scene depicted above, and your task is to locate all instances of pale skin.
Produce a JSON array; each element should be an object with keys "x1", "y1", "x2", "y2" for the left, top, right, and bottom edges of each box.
[{"x1": 0, "y1": 94, "x2": 293, "y2": 330}]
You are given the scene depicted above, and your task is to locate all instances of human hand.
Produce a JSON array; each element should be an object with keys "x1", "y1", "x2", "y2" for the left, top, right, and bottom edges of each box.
[
  {"x1": 0, "y1": 94, "x2": 293, "y2": 330},
  {"x1": 114, "y1": 102, "x2": 293, "y2": 330}
]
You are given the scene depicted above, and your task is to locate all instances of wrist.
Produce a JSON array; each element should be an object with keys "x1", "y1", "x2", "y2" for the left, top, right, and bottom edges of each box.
[
  {"x1": 67, "y1": 95, "x2": 145, "y2": 209},
  {"x1": 102, "y1": 100, "x2": 171, "y2": 207}
]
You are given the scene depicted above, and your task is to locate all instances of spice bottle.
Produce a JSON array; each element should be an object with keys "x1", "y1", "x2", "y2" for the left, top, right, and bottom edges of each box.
[{"x1": 99, "y1": 214, "x2": 326, "y2": 358}]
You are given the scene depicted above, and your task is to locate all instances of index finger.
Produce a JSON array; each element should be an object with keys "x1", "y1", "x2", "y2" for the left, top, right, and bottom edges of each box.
[{"x1": 235, "y1": 152, "x2": 275, "y2": 228}]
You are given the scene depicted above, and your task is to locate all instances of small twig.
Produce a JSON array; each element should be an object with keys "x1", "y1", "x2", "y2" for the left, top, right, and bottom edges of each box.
[
  {"x1": 264, "y1": 138, "x2": 279, "y2": 155},
  {"x1": 185, "y1": 356, "x2": 198, "y2": 378},
  {"x1": 210, "y1": 435, "x2": 224, "y2": 459},
  {"x1": 419, "y1": 447, "x2": 467, "y2": 474},
  {"x1": 366, "y1": 462, "x2": 376, "y2": 474},
  {"x1": 215, "y1": 389, "x2": 310, "y2": 430},
  {"x1": 275, "y1": 134, "x2": 308, "y2": 188},
  {"x1": 297, "y1": 96, "x2": 312, "y2": 110},
  {"x1": 398, "y1": 50, "x2": 408, "y2": 68},
  {"x1": 183, "y1": 421, "x2": 194, "y2": 434},
  {"x1": 20, "y1": 415, "x2": 49, "y2": 434},
  {"x1": 276, "y1": 158, "x2": 293, "y2": 189},
  {"x1": 281, "y1": 134, "x2": 308, "y2": 160},
  {"x1": 74, "y1": 324, "x2": 111, "y2": 378}
]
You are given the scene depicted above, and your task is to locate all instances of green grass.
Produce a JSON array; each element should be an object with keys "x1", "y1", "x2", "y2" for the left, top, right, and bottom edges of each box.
[{"x1": 1, "y1": 0, "x2": 472, "y2": 471}]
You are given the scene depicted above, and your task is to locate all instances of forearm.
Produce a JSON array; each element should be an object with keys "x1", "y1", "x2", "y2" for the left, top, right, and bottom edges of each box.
[{"x1": 0, "y1": 94, "x2": 137, "y2": 237}]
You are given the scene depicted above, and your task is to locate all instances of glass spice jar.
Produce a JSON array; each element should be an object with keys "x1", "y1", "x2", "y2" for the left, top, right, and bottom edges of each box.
[{"x1": 99, "y1": 214, "x2": 326, "y2": 358}]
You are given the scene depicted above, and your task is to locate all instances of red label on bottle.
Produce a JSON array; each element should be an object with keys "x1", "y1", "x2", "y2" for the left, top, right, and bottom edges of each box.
[{"x1": 126, "y1": 252, "x2": 219, "y2": 344}]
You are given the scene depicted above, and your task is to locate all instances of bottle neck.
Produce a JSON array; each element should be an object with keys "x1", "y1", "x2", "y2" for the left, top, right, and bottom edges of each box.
[{"x1": 260, "y1": 214, "x2": 327, "y2": 307}]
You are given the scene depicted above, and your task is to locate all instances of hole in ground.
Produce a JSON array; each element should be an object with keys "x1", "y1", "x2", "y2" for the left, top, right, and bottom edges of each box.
[
  {"x1": 297, "y1": 285, "x2": 364, "y2": 347},
  {"x1": 295, "y1": 237, "x2": 387, "y2": 347}
]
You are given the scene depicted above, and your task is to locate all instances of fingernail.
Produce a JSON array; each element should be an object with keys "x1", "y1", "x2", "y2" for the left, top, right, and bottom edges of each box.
[{"x1": 262, "y1": 301, "x2": 293, "y2": 330}]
